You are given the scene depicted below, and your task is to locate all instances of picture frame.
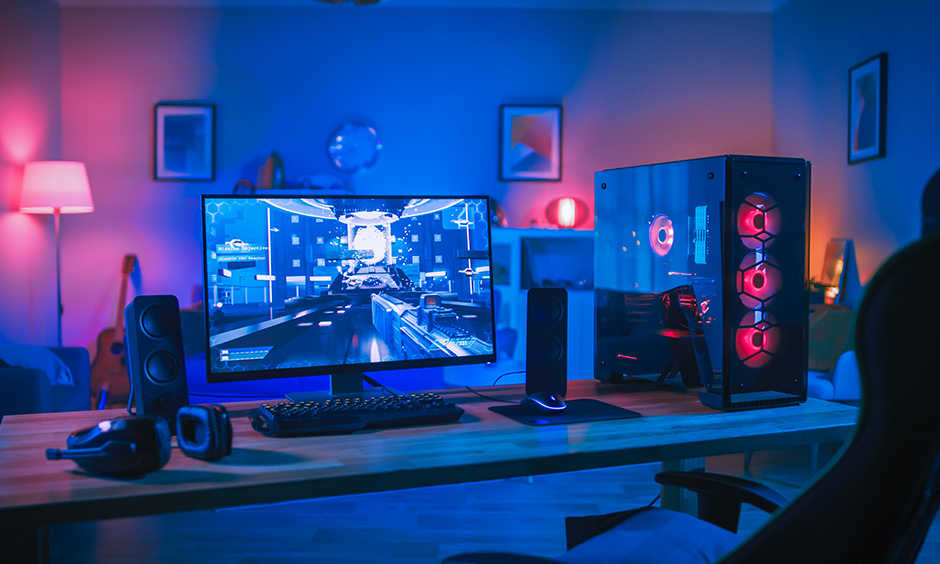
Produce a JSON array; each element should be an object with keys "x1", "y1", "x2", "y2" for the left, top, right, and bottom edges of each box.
[
  {"x1": 848, "y1": 53, "x2": 887, "y2": 164},
  {"x1": 499, "y1": 104, "x2": 562, "y2": 181},
  {"x1": 154, "y1": 103, "x2": 215, "y2": 181}
]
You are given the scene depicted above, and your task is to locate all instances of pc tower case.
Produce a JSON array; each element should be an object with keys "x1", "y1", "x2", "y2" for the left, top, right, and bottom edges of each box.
[{"x1": 594, "y1": 155, "x2": 810, "y2": 411}]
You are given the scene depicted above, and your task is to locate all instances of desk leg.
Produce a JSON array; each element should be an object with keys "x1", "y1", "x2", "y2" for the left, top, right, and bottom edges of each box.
[
  {"x1": 2, "y1": 526, "x2": 48, "y2": 564},
  {"x1": 660, "y1": 457, "x2": 705, "y2": 514}
]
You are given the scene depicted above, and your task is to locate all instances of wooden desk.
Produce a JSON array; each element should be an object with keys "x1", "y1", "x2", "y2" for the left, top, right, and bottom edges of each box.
[{"x1": 0, "y1": 379, "x2": 858, "y2": 562}]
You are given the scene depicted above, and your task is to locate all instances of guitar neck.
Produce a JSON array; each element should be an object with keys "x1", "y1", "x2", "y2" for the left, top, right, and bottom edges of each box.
[{"x1": 113, "y1": 254, "x2": 136, "y2": 339}]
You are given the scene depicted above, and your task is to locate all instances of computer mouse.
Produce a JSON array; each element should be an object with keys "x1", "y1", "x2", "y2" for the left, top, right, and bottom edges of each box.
[{"x1": 520, "y1": 391, "x2": 567, "y2": 415}]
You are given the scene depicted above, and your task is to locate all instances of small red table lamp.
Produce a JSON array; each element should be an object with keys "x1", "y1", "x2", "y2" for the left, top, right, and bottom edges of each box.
[{"x1": 20, "y1": 161, "x2": 94, "y2": 346}]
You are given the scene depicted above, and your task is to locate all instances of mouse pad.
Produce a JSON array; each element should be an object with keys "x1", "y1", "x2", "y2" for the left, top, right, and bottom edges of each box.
[{"x1": 489, "y1": 399, "x2": 642, "y2": 426}]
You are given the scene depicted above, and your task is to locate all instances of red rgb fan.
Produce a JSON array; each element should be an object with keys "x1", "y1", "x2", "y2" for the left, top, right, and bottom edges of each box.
[
  {"x1": 737, "y1": 192, "x2": 781, "y2": 250},
  {"x1": 736, "y1": 252, "x2": 782, "y2": 309},
  {"x1": 648, "y1": 214, "x2": 674, "y2": 257},
  {"x1": 734, "y1": 311, "x2": 780, "y2": 368}
]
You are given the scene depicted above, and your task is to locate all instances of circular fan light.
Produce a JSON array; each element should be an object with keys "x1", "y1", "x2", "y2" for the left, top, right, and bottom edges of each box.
[
  {"x1": 736, "y1": 252, "x2": 782, "y2": 309},
  {"x1": 737, "y1": 192, "x2": 781, "y2": 250},
  {"x1": 735, "y1": 312, "x2": 780, "y2": 368},
  {"x1": 649, "y1": 214, "x2": 674, "y2": 257}
]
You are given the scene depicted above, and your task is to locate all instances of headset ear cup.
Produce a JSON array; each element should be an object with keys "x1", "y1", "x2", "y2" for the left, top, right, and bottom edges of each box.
[
  {"x1": 153, "y1": 416, "x2": 172, "y2": 468},
  {"x1": 211, "y1": 404, "x2": 233, "y2": 460},
  {"x1": 177, "y1": 404, "x2": 232, "y2": 462},
  {"x1": 55, "y1": 416, "x2": 171, "y2": 477}
]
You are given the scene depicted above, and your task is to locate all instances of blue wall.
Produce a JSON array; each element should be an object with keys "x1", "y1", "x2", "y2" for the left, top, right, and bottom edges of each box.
[
  {"x1": 773, "y1": 0, "x2": 940, "y2": 281},
  {"x1": 5, "y1": 4, "x2": 777, "y2": 395}
]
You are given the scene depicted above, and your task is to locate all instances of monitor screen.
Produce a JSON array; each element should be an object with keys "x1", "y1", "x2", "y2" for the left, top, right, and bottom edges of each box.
[{"x1": 201, "y1": 195, "x2": 496, "y2": 392}]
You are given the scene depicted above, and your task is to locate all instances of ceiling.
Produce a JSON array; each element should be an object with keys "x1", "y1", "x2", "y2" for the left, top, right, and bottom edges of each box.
[{"x1": 54, "y1": 0, "x2": 792, "y2": 13}]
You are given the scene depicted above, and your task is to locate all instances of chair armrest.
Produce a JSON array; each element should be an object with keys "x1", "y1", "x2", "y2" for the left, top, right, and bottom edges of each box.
[{"x1": 655, "y1": 471, "x2": 787, "y2": 533}]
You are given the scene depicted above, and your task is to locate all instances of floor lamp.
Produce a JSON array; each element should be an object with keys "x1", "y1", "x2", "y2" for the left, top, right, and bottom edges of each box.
[{"x1": 20, "y1": 161, "x2": 95, "y2": 347}]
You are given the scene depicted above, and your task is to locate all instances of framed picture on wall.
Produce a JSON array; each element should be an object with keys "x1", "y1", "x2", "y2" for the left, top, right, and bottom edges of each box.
[
  {"x1": 848, "y1": 53, "x2": 887, "y2": 164},
  {"x1": 154, "y1": 103, "x2": 215, "y2": 181},
  {"x1": 499, "y1": 105, "x2": 562, "y2": 181}
]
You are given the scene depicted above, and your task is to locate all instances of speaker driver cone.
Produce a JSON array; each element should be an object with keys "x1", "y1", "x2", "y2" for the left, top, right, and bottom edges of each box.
[
  {"x1": 532, "y1": 335, "x2": 563, "y2": 366},
  {"x1": 141, "y1": 305, "x2": 175, "y2": 338},
  {"x1": 146, "y1": 351, "x2": 178, "y2": 384}
]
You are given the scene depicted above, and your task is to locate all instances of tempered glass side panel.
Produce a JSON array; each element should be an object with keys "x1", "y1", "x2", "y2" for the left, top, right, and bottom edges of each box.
[{"x1": 594, "y1": 157, "x2": 725, "y2": 383}]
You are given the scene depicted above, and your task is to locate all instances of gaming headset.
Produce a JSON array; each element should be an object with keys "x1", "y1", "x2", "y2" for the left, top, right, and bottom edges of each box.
[{"x1": 45, "y1": 404, "x2": 232, "y2": 477}]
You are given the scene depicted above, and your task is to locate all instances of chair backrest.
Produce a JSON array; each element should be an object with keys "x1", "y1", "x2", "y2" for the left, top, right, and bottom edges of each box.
[{"x1": 719, "y1": 234, "x2": 940, "y2": 564}]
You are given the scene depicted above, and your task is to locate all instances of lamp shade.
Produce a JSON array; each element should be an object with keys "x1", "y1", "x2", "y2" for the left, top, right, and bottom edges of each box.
[
  {"x1": 20, "y1": 161, "x2": 94, "y2": 214},
  {"x1": 545, "y1": 196, "x2": 589, "y2": 229}
]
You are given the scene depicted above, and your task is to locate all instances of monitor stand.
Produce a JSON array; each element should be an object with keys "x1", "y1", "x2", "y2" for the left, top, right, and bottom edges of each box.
[{"x1": 284, "y1": 372, "x2": 402, "y2": 403}]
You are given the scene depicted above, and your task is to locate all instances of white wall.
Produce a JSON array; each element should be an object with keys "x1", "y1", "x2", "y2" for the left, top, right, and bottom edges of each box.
[{"x1": 0, "y1": 0, "x2": 62, "y2": 346}]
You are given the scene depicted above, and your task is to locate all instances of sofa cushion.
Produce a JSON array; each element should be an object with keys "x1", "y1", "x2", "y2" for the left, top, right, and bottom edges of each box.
[{"x1": 0, "y1": 346, "x2": 73, "y2": 386}]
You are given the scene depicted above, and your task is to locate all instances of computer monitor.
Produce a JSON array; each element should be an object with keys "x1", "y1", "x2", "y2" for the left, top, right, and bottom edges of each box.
[{"x1": 200, "y1": 195, "x2": 496, "y2": 401}]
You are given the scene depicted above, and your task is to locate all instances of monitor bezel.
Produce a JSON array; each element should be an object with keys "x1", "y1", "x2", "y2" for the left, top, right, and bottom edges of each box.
[{"x1": 200, "y1": 194, "x2": 498, "y2": 385}]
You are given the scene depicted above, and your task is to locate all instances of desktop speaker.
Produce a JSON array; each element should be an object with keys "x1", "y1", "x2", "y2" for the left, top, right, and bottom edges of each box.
[
  {"x1": 525, "y1": 287, "x2": 568, "y2": 397},
  {"x1": 125, "y1": 295, "x2": 189, "y2": 430}
]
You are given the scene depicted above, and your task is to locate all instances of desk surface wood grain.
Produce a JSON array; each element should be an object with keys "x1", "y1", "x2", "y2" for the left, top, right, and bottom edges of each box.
[{"x1": 0, "y1": 379, "x2": 858, "y2": 529}]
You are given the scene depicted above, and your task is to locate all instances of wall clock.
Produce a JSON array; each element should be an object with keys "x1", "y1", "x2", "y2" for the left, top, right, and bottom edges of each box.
[{"x1": 327, "y1": 123, "x2": 382, "y2": 172}]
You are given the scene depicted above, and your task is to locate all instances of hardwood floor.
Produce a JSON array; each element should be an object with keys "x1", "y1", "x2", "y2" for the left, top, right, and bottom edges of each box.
[{"x1": 48, "y1": 445, "x2": 940, "y2": 563}]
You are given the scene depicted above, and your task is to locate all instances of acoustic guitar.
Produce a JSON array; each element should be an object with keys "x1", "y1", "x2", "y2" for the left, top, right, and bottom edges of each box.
[{"x1": 90, "y1": 254, "x2": 137, "y2": 409}]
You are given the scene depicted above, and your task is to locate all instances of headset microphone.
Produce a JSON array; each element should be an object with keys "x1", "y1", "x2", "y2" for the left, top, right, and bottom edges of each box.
[{"x1": 46, "y1": 441, "x2": 137, "y2": 461}]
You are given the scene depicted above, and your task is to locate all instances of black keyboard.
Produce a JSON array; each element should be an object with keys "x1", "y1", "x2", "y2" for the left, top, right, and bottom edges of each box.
[{"x1": 249, "y1": 392, "x2": 465, "y2": 437}]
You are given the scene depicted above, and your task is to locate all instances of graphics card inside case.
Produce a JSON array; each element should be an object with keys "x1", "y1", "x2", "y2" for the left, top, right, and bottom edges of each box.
[{"x1": 594, "y1": 155, "x2": 810, "y2": 411}]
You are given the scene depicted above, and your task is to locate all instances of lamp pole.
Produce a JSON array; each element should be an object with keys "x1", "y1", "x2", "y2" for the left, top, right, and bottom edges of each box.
[{"x1": 54, "y1": 207, "x2": 63, "y2": 347}]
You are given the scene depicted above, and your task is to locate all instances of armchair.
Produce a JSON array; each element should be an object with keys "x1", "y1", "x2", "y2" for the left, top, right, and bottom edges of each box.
[
  {"x1": 445, "y1": 234, "x2": 940, "y2": 564},
  {"x1": 0, "y1": 346, "x2": 91, "y2": 417}
]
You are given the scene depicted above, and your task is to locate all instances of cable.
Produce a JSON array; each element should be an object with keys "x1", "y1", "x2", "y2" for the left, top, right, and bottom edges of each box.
[
  {"x1": 126, "y1": 374, "x2": 136, "y2": 416},
  {"x1": 464, "y1": 386, "x2": 517, "y2": 403},
  {"x1": 464, "y1": 370, "x2": 527, "y2": 403},
  {"x1": 492, "y1": 370, "x2": 526, "y2": 386},
  {"x1": 361, "y1": 374, "x2": 401, "y2": 396}
]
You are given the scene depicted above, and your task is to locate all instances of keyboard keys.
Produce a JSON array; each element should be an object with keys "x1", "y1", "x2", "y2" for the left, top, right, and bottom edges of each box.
[{"x1": 250, "y1": 392, "x2": 465, "y2": 437}]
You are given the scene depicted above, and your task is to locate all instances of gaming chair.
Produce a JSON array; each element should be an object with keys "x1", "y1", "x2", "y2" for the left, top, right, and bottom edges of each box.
[{"x1": 444, "y1": 234, "x2": 940, "y2": 564}]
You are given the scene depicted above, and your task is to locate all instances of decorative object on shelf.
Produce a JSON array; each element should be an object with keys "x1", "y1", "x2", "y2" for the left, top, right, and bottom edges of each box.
[
  {"x1": 544, "y1": 196, "x2": 588, "y2": 228},
  {"x1": 256, "y1": 150, "x2": 286, "y2": 190},
  {"x1": 327, "y1": 122, "x2": 382, "y2": 172},
  {"x1": 489, "y1": 198, "x2": 509, "y2": 227},
  {"x1": 499, "y1": 104, "x2": 562, "y2": 181},
  {"x1": 154, "y1": 103, "x2": 215, "y2": 181},
  {"x1": 19, "y1": 161, "x2": 95, "y2": 346},
  {"x1": 295, "y1": 172, "x2": 347, "y2": 192},
  {"x1": 817, "y1": 238, "x2": 861, "y2": 306},
  {"x1": 848, "y1": 53, "x2": 887, "y2": 164}
]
